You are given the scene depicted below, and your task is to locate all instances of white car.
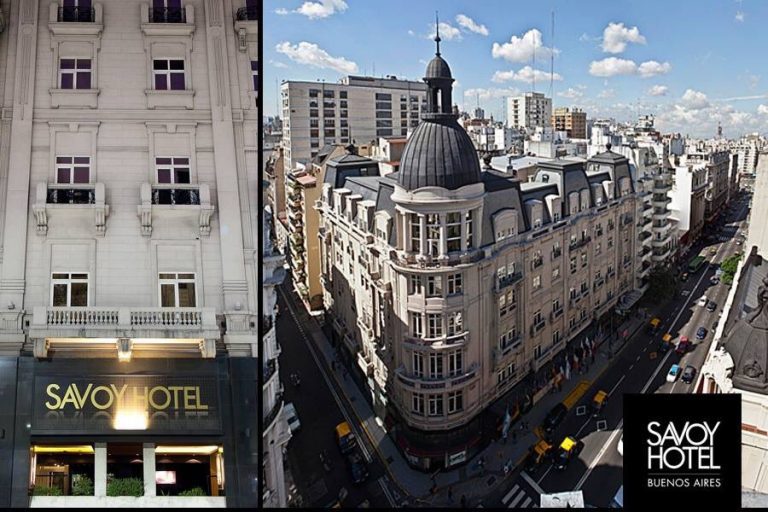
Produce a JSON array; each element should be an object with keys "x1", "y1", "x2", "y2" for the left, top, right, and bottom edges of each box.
[
  {"x1": 697, "y1": 295, "x2": 708, "y2": 307},
  {"x1": 681, "y1": 289, "x2": 691, "y2": 297},
  {"x1": 284, "y1": 402, "x2": 301, "y2": 433},
  {"x1": 618, "y1": 435, "x2": 623, "y2": 456},
  {"x1": 666, "y1": 364, "x2": 681, "y2": 383}
]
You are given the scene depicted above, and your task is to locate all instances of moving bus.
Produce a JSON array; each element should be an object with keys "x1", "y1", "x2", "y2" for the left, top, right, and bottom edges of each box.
[{"x1": 688, "y1": 255, "x2": 706, "y2": 273}]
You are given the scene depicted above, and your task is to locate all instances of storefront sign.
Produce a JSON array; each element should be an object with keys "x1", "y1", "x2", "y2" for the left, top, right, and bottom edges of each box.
[{"x1": 32, "y1": 375, "x2": 222, "y2": 434}]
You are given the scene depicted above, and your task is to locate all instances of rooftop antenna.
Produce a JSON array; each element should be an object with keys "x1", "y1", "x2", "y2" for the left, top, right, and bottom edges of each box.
[{"x1": 434, "y1": 11, "x2": 441, "y2": 56}]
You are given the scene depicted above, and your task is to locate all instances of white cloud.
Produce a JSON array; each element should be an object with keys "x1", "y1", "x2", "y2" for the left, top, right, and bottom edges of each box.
[
  {"x1": 492, "y1": 66, "x2": 562, "y2": 84},
  {"x1": 638, "y1": 60, "x2": 671, "y2": 78},
  {"x1": 408, "y1": 29, "x2": 415, "y2": 37},
  {"x1": 656, "y1": 100, "x2": 764, "y2": 138},
  {"x1": 275, "y1": 8, "x2": 289, "y2": 15},
  {"x1": 558, "y1": 86, "x2": 586, "y2": 99},
  {"x1": 464, "y1": 87, "x2": 520, "y2": 101},
  {"x1": 492, "y1": 29, "x2": 557, "y2": 63},
  {"x1": 295, "y1": 0, "x2": 348, "y2": 20},
  {"x1": 429, "y1": 22, "x2": 462, "y2": 41},
  {"x1": 647, "y1": 85, "x2": 669, "y2": 96},
  {"x1": 598, "y1": 88, "x2": 616, "y2": 99},
  {"x1": 270, "y1": 60, "x2": 289, "y2": 69},
  {"x1": 735, "y1": 11, "x2": 745, "y2": 22},
  {"x1": 601, "y1": 22, "x2": 646, "y2": 53},
  {"x1": 275, "y1": 41, "x2": 358, "y2": 74},
  {"x1": 456, "y1": 14, "x2": 488, "y2": 36},
  {"x1": 681, "y1": 89, "x2": 710, "y2": 110},
  {"x1": 758, "y1": 104, "x2": 768, "y2": 115},
  {"x1": 589, "y1": 57, "x2": 637, "y2": 77}
]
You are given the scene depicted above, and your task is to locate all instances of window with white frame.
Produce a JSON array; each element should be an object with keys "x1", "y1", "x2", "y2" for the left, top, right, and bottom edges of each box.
[
  {"x1": 447, "y1": 312, "x2": 463, "y2": 336},
  {"x1": 465, "y1": 210, "x2": 474, "y2": 248},
  {"x1": 159, "y1": 272, "x2": 196, "y2": 307},
  {"x1": 447, "y1": 390, "x2": 463, "y2": 414},
  {"x1": 429, "y1": 352, "x2": 443, "y2": 378},
  {"x1": 446, "y1": 212, "x2": 461, "y2": 252},
  {"x1": 412, "y1": 351, "x2": 424, "y2": 378},
  {"x1": 56, "y1": 156, "x2": 90, "y2": 184},
  {"x1": 251, "y1": 60, "x2": 258, "y2": 92},
  {"x1": 427, "y1": 394, "x2": 443, "y2": 416},
  {"x1": 447, "y1": 350, "x2": 463, "y2": 376},
  {"x1": 155, "y1": 157, "x2": 190, "y2": 184},
  {"x1": 409, "y1": 213, "x2": 421, "y2": 252},
  {"x1": 447, "y1": 273, "x2": 463, "y2": 295},
  {"x1": 426, "y1": 214, "x2": 440, "y2": 256},
  {"x1": 59, "y1": 58, "x2": 91, "y2": 89},
  {"x1": 427, "y1": 313, "x2": 442, "y2": 338},
  {"x1": 410, "y1": 312, "x2": 423, "y2": 337},
  {"x1": 153, "y1": 59, "x2": 185, "y2": 90},
  {"x1": 412, "y1": 393, "x2": 425, "y2": 415},
  {"x1": 408, "y1": 274, "x2": 421, "y2": 294},
  {"x1": 533, "y1": 275, "x2": 541, "y2": 290},
  {"x1": 552, "y1": 266, "x2": 560, "y2": 280},
  {"x1": 497, "y1": 362, "x2": 515, "y2": 386},
  {"x1": 51, "y1": 273, "x2": 88, "y2": 307},
  {"x1": 426, "y1": 275, "x2": 442, "y2": 297}
]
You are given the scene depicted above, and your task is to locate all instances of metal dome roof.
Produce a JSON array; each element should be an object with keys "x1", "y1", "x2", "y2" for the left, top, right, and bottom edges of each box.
[
  {"x1": 397, "y1": 115, "x2": 481, "y2": 191},
  {"x1": 426, "y1": 55, "x2": 452, "y2": 80}
]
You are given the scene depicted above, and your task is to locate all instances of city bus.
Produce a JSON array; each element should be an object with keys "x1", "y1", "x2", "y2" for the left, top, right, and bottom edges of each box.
[{"x1": 688, "y1": 255, "x2": 706, "y2": 273}]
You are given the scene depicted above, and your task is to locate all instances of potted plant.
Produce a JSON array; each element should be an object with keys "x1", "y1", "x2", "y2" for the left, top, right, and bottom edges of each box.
[{"x1": 106, "y1": 477, "x2": 144, "y2": 497}]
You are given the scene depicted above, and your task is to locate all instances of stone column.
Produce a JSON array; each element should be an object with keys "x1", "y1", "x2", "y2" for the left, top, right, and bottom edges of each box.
[
  {"x1": 439, "y1": 213, "x2": 447, "y2": 257},
  {"x1": 419, "y1": 214, "x2": 426, "y2": 255},
  {"x1": 143, "y1": 443, "x2": 156, "y2": 497},
  {"x1": 94, "y1": 443, "x2": 107, "y2": 497}
]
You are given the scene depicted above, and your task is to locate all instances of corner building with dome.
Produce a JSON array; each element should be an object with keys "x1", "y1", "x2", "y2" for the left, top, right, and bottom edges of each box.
[{"x1": 316, "y1": 43, "x2": 640, "y2": 470}]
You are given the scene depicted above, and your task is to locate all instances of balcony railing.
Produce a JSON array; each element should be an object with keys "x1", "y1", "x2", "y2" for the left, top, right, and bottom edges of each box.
[
  {"x1": 550, "y1": 307, "x2": 564, "y2": 320},
  {"x1": 531, "y1": 258, "x2": 543, "y2": 270},
  {"x1": 149, "y1": 6, "x2": 186, "y2": 23},
  {"x1": 551, "y1": 248, "x2": 562, "y2": 260},
  {"x1": 569, "y1": 236, "x2": 591, "y2": 251},
  {"x1": 496, "y1": 271, "x2": 524, "y2": 291},
  {"x1": 47, "y1": 186, "x2": 95, "y2": 205},
  {"x1": 152, "y1": 186, "x2": 201, "y2": 206},
  {"x1": 58, "y1": 6, "x2": 95, "y2": 22},
  {"x1": 530, "y1": 319, "x2": 546, "y2": 336},
  {"x1": 32, "y1": 306, "x2": 219, "y2": 333},
  {"x1": 236, "y1": 5, "x2": 260, "y2": 21}
]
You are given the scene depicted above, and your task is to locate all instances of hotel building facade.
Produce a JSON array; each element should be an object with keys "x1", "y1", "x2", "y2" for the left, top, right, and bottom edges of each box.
[{"x1": 0, "y1": 0, "x2": 260, "y2": 507}]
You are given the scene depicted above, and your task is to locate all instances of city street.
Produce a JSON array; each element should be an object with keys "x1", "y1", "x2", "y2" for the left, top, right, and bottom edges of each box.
[
  {"x1": 487, "y1": 192, "x2": 751, "y2": 508},
  {"x1": 276, "y1": 289, "x2": 393, "y2": 508}
]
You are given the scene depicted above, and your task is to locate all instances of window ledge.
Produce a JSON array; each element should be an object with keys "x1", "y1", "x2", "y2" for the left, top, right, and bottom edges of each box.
[
  {"x1": 145, "y1": 89, "x2": 195, "y2": 110},
  {"x1": 50, "y1": 88, "x2": 100, "y2": 109}
]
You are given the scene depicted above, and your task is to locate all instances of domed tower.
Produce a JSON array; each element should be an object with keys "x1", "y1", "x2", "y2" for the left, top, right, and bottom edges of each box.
[{"x1": 397, "y1": 24, "x2": 482, "y2": 191}]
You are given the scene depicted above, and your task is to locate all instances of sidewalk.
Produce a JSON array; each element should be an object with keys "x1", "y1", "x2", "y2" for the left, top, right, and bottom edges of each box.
[{"x1": 285, "y1": 286, "x2": 646, "y2": 506}]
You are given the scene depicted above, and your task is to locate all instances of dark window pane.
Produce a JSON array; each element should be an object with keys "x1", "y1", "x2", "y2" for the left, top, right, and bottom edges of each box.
[
  {"x1": 156, "y1": 189, "x2": 173, "y2": 204},
  {"x1": 174, "y1": 157, "x2": 189, "y2": 165},
  {"x1": 153, "y1": 60, "x2": 168, "y2": 70},
  {"x1": 169, "y1": 72, "x2": 185, "y2": 90},
  {"x1": 169, "y1": 60, "x2": 184, "y2": 70},
  {"x1": 154, "y1": 74, "x2": 167, "y2": 90},
  {"x1": 52, "y1": 273, "x2": 69, "y2": 279},
  {"x1": 63, "y1": 0, "x2": 76, "y2": 6},
  {"x1": 61, "y1": 74, "x2": 73, "y2": 89},
  {"x1": 177, "y1": 282, "x2": 196, "y2": 307},
  {"x1": 57, "y1": 168, "x2": 71, "y2": 184},
  {"x1": 79, "y1": 0, "x2": 92, "y2": 7},
  {"x1": 156, "y1": 157, "x2": 172, "y2": 165},
  {"x1": 52, "y1": 284, "x2": 68, "y2": 306},
  {"x1": 73, "y1": 157, "x2": 89, "y2": 164},
  {"x1": 60, "y1": 59, "x2": 75, "y2": 69},
  {"x1": 174, "y1": 169, "x2": 190, "y2": 183},
  {"x1": 178, "y1": 273, "x2": 194, "y2": 279},
  {"x1": 77, "y1": 59, "x2": 91, "y2": 69},
  {"x1": 76, "y1": 72, "x2": 91, "y2": 89},
  {"x1": 70, "y1": 283, "x2": 88, "y2": 306},
  {"x1": 73, "y1": 167, "x2": 89, "y2": 183},
  {"x1": 160, "y1": 284, "x2": 176, "y2": 307},
  {"x1": 56, "y1": 157, "x2": 71, "y2": 164},
  {"x1": 157, "y1": 169, "x2": 171, "y2": 183},
  {"x1": 167, "y1": 0, "x2": 182, "y2": 7},
  {"x1": 71, "y1": 273, "x2": 88, "y2": 279}
]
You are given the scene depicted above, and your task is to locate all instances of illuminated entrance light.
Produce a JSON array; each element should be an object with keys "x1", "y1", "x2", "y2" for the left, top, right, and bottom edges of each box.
[
  {"x1": 32, "y1": 445, "x2": 94, "y2": 454},
  {"x1": 155, "y1": 445, "x2": 220, "y2": 455},
  {"x1": 113, "y1": 409, "x2": 149, "y2": 430},
  {"x1": 117, "y1": 338, "x2": 133, "y2": 362}
]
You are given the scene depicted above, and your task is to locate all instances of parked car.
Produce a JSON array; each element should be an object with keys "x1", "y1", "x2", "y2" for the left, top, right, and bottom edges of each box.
[
  {"x1": 710, "y1": 276, "x2": 720, "y2": 285},
  {"x1": 696, "y1": 327, "x2": 707, "y2": 340},
  {"x1": 346, "y1": 449, "x2": 369, "y2": 484},
  {"x1": 284, "y1": 403, "x2": 301, "y2": 433},
  {"x1": 697, "y1": 295, "x2": 708, "y2": 307},
  {"x1": 682, "y1": 365, "x2": 697, "y2": 384},
  {"x1": 667, "y1": 364, "x2": 681, "y2": 383},
  {"x1": 706, "y1": 301, "x2": 717, "y2": 312},
  {"x1": 543, "y1": 403, "x2": 568, "y2": 439},
  {"x1": 335, "y1": 421, "x2": 357, "y2": 454},
  {"x1": 553, "y1": 436, "x2": 585, "y2": 470},
  {"x1": 676, "y1": 336, "x2": 691, "y2": 355}
]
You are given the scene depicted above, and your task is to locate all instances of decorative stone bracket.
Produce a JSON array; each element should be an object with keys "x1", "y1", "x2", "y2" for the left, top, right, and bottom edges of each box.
[
  {"x1": 138, "y1": 182, "x2": 215, "y2": 236},
  {"x1": 32, "y1": 182, "x2": 109, "y2": 236}
]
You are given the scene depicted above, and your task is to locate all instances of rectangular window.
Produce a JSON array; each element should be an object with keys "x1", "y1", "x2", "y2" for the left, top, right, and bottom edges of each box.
[
  {"x1": 153, "y1": 59, "x2": 185, "y2": 90},
  {"x1": 409, "y1": 274, "x2": 421, "y2": 294},
  {"x1": 429, "y1": 353, "x2": 443, "y2": 378},
  {"x1": 446, "y1": 212, "x2": 461, "y2": 252},
  {"x1": 59, "y1": 58, "x2": 91, "y2": 90},
  {"x1": 56, "y1": 156, "x2": 90, "y2": 184},
  {"x1": 251, "y1": 60, "x2": 258, "y2": 92},
  {"x1": 412, "y1": 393, "x2": 424, "y2": 415},
  {"x1": 51, "y1": 272, "x2": 88, "y2": 307},
  {"x1": 410, "y1": 312, "x2": 423, "y2": 337},
  {"x1": 447, "y1": 391, "x2": 463, "y2": 414},
  {"x1": 533, "y1": 275, "x2": 541, "y2": 290},
  {"x1": 581, "y1": 252, "x2": 588, "y2": 267},
  {"x1": 428, "y1": 394, "x2": 443, "y2": 416},
  {"x1": 158, "y1": 272, "x2": 196, "y2": 307},
  {"x1": 552, "y1": 266, "x2": 560, "y2": 280},
  {"x1": 465, "y1": 210, "x2": 474, "y2": 248},
  {"x1": 447, "y1": 312, "x2": 463, "y2": 336},
  {"x1": 426, "y1": 275, "x2": 442, "y2": 297},
  {"x1": 410, "y1": 214, "x2": 421, "y2": 252},
  {"x1": 448, "y1": 350, "x2": 463, "y2": 376},
  {"x1": 155, "y1": 157, "x2": 190, "y2": 184},
  {"x1": 552, "y1": 298, "x2": 561, "y2": 312},
  {"x1": 426, "y1": 214, "x2": 440, "y2": 256},
  {"x1": 447, "y1": 273, "x2": 463, "y2": 295},
  {"x1": 570, "y1": 256, "x2": 577, "y2": 273},
  {"x1": 427, "y1": 313, "x2": 442, "y2": 338},
  {"x1": 412, "y1": 352, "x2": 424, "y2": 378}
]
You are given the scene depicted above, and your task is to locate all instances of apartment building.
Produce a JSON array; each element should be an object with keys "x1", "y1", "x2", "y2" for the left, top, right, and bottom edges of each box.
[
  {"x1": 317, "y1": 47, "x2": 638, "y2": 471},
  {"x1": 280, "y1": 75, "x2": 428, "y2": 172},
  {"x1": 262, "y1": 202, "x2": 291, "y2": 508},
  {"x1": 0, "y1": 1, "x2": 260, "y2": 507},
  {"x1": 667, "y1": 163, "x2": 708, "y2": 251},
  {"x1": 506, "y1": 92, "x2": 552, "y2": 132},
  {"x1": 552, "y1": 107, "x2": 587, "y2": 139},
  {"x1": 683, "y1": 148, "x2": 730, "y2": 223}
]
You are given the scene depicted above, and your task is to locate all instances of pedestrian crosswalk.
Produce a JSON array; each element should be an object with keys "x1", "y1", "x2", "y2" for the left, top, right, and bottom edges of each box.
[{"x1": 501, "y1": 483, "x2": 538, "y2": 508}]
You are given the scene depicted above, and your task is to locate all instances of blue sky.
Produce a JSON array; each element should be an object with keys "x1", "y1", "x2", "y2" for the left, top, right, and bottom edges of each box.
[{"x1": 264, "y1": 0, "x2": 768, "y2": 138}]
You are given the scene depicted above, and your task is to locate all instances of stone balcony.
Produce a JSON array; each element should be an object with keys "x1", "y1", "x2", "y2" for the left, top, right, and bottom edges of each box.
[
  {"x1": 137, "y1": 183, "x2": 214, "y2": 237},
  {"x1": 29, "y1": 306, "x2": 220, "y2": 358},
  {"x1": 33, "y1": 182, "x2": 109, "y2": 237}
]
